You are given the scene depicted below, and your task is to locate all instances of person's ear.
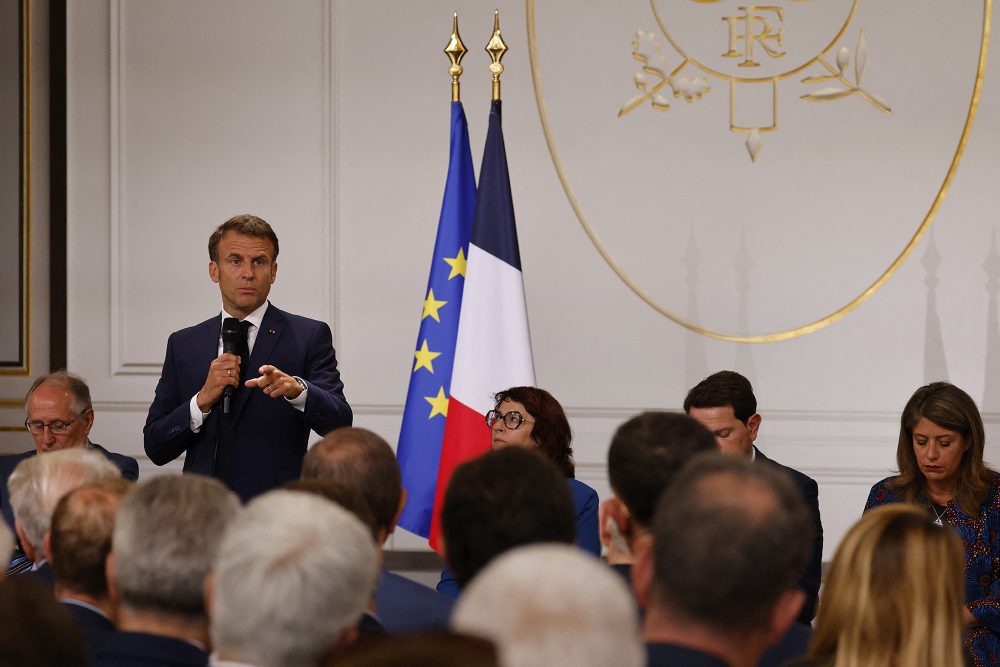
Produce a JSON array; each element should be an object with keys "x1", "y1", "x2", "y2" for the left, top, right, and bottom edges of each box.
[
  {"x1": 387, "y1": 489, "x2": 407, "y2": 541},
  {"x1": 600, "y1": 498, "x2": 635, "y2": 563},
  {"x1": 105, "y1": 552, "x2": 120, "y2": 607},
  {"x1": 15, "y1": 522, "x2": 36, "y2": 563},
  {"x1": 203, "y1": 572, "x2": 215, "y2": 617},
  {"x1": 43, "y1": 531, "x2": 53, "y2": 567},
  {"x1": 766, "y1": 589, "x2": 805, "y2": 646},
  {"x1": 746, "y1": 413, "x2": 762, "y2": 442},
  {"x1": 81, "y1": 408, "x2": 95, "y2": 437},
  {"x1": 631, "y1": 532, "x2": 655, "y2": 610}
]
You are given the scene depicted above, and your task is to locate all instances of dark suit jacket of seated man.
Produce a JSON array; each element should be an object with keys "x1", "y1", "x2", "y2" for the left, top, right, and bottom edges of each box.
[{"x1": 143, "y1": 215, "x2": 352, "y2": 501}]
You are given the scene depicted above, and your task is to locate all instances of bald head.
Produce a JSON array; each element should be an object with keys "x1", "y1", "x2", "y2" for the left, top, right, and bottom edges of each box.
[
  {"x1": 650, "y1": 454, "x2": 812, "y2": 636},
  {"x1": 49, "y1": 478, "x2": 132, "y2": 600},
  {"x1": 301, "y1": 427, "x2": 402, "y2": 540}
]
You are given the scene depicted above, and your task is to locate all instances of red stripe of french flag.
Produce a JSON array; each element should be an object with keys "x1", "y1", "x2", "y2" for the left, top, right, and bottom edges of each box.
[{"x1": 428, "y1": 242, "x2": 535, "y2": 550}]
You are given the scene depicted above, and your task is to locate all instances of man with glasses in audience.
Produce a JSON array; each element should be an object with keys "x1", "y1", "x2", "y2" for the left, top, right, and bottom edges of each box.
[{"x1": 1, "y1": 371, "x2": 138, "y2": 571}]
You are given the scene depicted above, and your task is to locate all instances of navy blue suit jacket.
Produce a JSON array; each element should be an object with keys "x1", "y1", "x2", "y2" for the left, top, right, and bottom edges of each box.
[
  {"x1": 143, "y1": 305, "x2": 352, "y2": 501},
  {"x1": 754, "y1": 446, "x2": 823, "y2": 624},
  {"x1": 0, "y1": 443, "x2": 139, "y2": 531},
  {"x1": 64, "y1": 601, "x2": 116, "y2": 665},
  {"x1": 375, "y1": 570, "x2": 454, "y2": 634},
  {"x1": 96, "y1": 631, "x2": 208, "y2": 667}
]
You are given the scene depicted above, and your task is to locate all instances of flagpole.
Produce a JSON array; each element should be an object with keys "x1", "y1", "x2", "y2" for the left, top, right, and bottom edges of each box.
[
  {"x1": 394, "y1": 14, "x2": 478, "y2": 541},
  {"x1": 444, "y1": 13, "x2": 467, "y2": 103},
  {"x1": 485, "y1": 9, "x2": 508, "y2": 101}
]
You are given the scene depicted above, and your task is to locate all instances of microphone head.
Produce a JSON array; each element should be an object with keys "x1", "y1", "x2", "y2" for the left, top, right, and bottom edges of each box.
[{"x1": 221, "y1": 317, "x2": 242, "y2": 349}]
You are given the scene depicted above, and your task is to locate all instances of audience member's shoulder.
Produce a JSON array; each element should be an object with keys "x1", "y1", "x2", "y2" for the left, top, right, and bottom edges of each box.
[
  {"x1": 96, "y1": 630, "x2": 208, "y2": 667},
  {"x1": 376, "y1": 571, "x2": 453, "y2": 634},
  {"x1": 758, "y1": 621, "x2": 811, "y2": 667},
  {"x1": 0, "y1": 451, "x2": 35, "y2": 475},
  {"x1": 89, "y1": 443, "x2": 139, "y2": 481},
  {"x1": 567, "y1": 477, "x2": 599, "y2": 504},
  {"x1": 755, "y1": 448, "x2": 817, "y2": 493}
]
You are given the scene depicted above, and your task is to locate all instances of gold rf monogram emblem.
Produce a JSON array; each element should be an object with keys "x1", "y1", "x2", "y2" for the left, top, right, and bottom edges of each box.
[{"x1": 620, "y1": 0, "x2": 891, "y2": 161}]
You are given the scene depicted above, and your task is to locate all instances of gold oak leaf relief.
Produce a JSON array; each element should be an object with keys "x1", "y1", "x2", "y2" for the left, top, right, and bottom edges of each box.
[{"x1": 619, "y1": 30, "x2": 711, "y2": 117}]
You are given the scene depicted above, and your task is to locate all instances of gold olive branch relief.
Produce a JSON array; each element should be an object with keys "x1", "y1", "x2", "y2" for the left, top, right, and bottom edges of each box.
[
  {"x1": 800, "y1": 29, "x2": 892, "y2": 113},
  {"x1": 618, "y1": 31, "x2": 712, "y2": 117}
]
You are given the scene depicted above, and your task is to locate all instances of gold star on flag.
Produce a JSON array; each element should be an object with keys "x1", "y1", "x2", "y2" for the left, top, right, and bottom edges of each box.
[
  {"x1": 413, "y1": 339, "x2": 442, "y2": 373},
  {"x1": 425, "y1": 387, "x2": 449, "y2": 419},
  {"x1": 443, "y1": 248, "x2": 468, "y2": 280},
  {"x1": 422, "y1": 289, "x2": 447, "y2": 322}
]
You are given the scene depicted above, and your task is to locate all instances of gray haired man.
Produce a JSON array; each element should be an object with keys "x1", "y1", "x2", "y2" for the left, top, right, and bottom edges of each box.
[
  {"x1": 98, "y1": 475, "x2": 240, "y2": 667},
  {"x1": 208, "y1": 490, "x2": 377, "y2": 667},
  {"x1": 7, "y1": 447, "x2": 121, "y2": 582}
]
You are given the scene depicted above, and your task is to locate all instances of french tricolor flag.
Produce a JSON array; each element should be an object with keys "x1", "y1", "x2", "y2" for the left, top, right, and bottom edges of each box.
[{"x1": 428, "y1": 100, "x2": 535, "y2": 550}]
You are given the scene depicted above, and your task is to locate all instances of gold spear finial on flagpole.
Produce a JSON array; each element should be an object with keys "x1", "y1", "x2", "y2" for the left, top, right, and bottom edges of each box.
[
  {"x1": 485, "y1": 9, "x2": 508, "y2": 101},
  {"x1": 444, "y1": 12, "x2": 468, "y2": 103}
]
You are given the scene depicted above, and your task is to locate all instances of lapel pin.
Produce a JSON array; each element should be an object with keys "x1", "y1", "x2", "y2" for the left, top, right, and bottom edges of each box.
[{"x1": 269, "y1": 329, "x2": 276, "y2": 335}]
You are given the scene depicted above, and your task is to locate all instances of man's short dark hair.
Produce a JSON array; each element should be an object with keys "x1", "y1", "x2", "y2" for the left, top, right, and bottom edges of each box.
[
  {"x1": 50, "y1": 478, "x2": 132, "y2": 600},
  {"x1": 651, "y1": 453, "x2": 812, "y2": 637},
  {"x1": 683, "y1": 370, "x2": 758, "y2": 424},
  {"x1": 607, "y1": 412, "x2": 716, "y2": 527},
  {"x1": 208, "y1": 214, "x2": 280, "y2": 262},
  {"x1": 441, "y1": 447, "x2": 575, "y2": 589},
  {"x1": 300, "y1": 427, "x2": 401, "y2": 538}
]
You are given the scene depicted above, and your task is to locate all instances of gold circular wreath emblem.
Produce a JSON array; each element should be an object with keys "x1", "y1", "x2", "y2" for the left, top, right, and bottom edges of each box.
[{"x1": 526, "y1": 0, "x2": 992, "y2": 343}]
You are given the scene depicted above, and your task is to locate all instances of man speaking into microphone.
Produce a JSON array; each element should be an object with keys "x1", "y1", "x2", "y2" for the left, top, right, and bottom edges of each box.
[{"x1": 143, "y1": 215, "x2": 352, "y2": 500}]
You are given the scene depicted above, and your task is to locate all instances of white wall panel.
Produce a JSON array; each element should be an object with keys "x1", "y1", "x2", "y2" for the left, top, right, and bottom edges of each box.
[{"x1": 68, "y1": 1, "x2": 1000, "y2": 560}]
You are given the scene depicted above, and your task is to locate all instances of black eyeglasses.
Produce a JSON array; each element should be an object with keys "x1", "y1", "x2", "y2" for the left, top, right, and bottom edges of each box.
[
  {"x1": 485, "y1": 409, "x2": 534, "y2": 430},
  {"x1": 24, "y1": 412, "x2": 86, "y2": 436}
]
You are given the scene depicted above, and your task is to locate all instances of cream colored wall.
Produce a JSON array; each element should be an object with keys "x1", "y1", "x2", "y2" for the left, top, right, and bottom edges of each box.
[{"x1": 62, "y1": 1, "x2": 1000, "y2": 556}]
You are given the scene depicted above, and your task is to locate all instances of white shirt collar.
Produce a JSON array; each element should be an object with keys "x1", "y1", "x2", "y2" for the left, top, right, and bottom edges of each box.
[{"x1": 220, "y1": 301, "x2": 269, "y2": 330}]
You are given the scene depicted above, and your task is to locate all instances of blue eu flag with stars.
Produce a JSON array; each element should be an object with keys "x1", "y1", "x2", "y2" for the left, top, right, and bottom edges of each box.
[{"x1": 396, "y1": 101, "x2": 476, "y2": 538}]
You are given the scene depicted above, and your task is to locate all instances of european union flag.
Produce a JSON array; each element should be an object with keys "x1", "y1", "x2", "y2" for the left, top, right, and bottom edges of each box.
[{"x1": 396, "y1": 101, "x2": 476, "y2": 538}]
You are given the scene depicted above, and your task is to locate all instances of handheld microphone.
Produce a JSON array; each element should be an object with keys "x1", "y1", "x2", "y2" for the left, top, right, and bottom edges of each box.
[{"x1": 221, "y1": 317, "x2": 241, "y2": 415}]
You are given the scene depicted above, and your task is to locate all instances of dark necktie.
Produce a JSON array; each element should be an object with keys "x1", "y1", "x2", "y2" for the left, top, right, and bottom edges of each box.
[{"x1": 237, "y1": 320, "x2": 252, "y2": 382}]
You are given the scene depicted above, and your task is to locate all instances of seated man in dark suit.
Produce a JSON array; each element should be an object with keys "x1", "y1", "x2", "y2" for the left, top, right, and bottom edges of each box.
[
  {"x1": 46, "y1": 478, "x2": 132, "y2": 664},
  {"x1": 301, "y1": 427, "x2": 454, "y2": 633},
  {"x1": 208, "y1": 490, "x2": 377, "y2": 666},
  {"x1": 3, "y1": 371, "x2": 139, "y2": 532},
  {"x1": 684, "y1": 370, "x2": 823, "y2": 623},
  {"x1": 441, "y1": 447, "x2": 576, "y2": 592},
  {"x1": 8, "y1": 447, "x2": 122, "y2": 584},
  {"x1": 602, "y1": 412, "x2": 810, "y2": 667},
  {"x1": 98, "y1": 475, "x2": 239, "y2": 667},
  {"x1": 636, "y1": 454, "x2": 812, "y2": 667}
]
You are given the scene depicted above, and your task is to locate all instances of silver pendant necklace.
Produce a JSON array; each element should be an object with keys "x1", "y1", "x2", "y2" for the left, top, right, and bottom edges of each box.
[{"x1": 931, "y1": 504, "x2": 946, "y2": 527}]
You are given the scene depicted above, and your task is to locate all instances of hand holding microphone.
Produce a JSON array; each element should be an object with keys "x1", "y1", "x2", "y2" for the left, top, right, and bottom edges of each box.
[{"x1": 194, "y1": 318, "x2": 243, "y2": 414}]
